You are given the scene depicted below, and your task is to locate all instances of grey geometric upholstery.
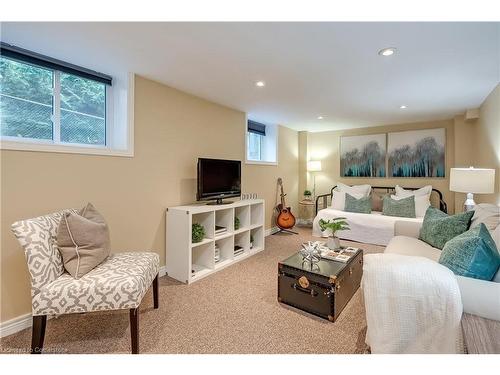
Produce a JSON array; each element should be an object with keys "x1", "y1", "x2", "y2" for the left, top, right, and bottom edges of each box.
[
  {"x1": 12, "y1": 209, "x2": 78, "y2": 298},
  {"x1": 12, "y1": 210, "x2": 159, "y2": 316}
]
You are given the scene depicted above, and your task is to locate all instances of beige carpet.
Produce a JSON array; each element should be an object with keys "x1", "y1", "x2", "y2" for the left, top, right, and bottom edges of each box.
[{"x1": 0, "y1": 227, "x2": 384, "y2": 354}]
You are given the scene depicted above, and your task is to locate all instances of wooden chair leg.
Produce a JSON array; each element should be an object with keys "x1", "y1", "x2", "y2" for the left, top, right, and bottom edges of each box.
[
  {"x1": 129, "y1": 308, "x2": 139, "y2": 354},
  {"x1": 31, "y1": 315, "x2": 47, "y2": 354},
  {"x1": 153, "y1": 273, "x2": 159, "y2": 309}
]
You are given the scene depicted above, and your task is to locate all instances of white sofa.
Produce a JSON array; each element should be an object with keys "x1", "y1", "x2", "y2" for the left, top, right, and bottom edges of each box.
[{"x1": 387, "y1": 220, "x2": 500, "y2": 321}]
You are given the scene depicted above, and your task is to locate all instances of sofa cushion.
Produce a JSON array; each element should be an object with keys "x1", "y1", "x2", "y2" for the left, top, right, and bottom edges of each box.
[
  {"x1": 382, "y1": 195, "x2": 416, "y2": 218},
  {"x1": 371, "y1": 192, "x2": 384, "y2": 212},
  {"x1": 395, "y1": 185, "x2": 432, "y2": 198},
  {"x1": 32, "y1": 252, "x2": 159, "y2": 316},
  {"x1": 439, "y1": 224, "x2": 500, "y2": 281},
  {"x1": 345, "y1": 193, "x2": 371, "y2": 214},
  {"x1": 336, "y1": 182, "x2": 371, "y2": 197},
  {"x1": 385, "y1": 235, "x2": 442, "y2": 262},
  {"x1": 331, "y1": 190, "x2": 363, "y2": 210},
  {"x1": 390, "y1": 194, "x2": 430, "y2": 218},
  {"x1": 57, "y1": 203, "x2": 111, "y2": 278},
  {"x1": 419, "y1": 207, "x2": 474, "y2": 249}
]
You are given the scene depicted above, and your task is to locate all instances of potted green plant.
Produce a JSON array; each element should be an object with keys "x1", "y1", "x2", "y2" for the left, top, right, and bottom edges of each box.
[
  {"x1": 303, "y1": 189, "x2": 312, "y2": 200},
  {"x1": 234, "y1": 216, "x2": 240, "y2": 230},
  {"x1": 192, "y1": 223, "x2": 205, "y2": 243},
  {"x1": 319, "y1": 218, "x2": 350, "y2": 250}
]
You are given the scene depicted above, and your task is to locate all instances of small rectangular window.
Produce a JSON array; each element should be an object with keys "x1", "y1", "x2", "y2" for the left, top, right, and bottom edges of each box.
[
  {"x1": 0, "y1": 43, "x2": 112, "y2": 148},
  {"x1": 247, "y1": 132, "x2": 263, "y2": 161},
  {"x1": 246, "y1": 119, "x2": 277, "y2": 165}
]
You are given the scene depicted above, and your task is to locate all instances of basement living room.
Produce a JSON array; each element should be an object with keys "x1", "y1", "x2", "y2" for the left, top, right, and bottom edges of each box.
[{"x1": 0, "y1": 4, "x2": 500, "y2": 370}]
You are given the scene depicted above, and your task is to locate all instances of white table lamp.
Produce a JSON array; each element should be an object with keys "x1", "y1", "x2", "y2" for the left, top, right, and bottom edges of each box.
[
  {"x1": 307, "y1": 160, "x2": 322, "y2": 199},
  {"x1": 450, "y1": 167, "x2": 495, "y2": 211}
]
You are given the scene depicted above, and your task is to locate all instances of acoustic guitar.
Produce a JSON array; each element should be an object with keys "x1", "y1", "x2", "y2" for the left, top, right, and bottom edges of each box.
[{"x1": 275, "y1": 178, "x2": 297, "y2": 232}]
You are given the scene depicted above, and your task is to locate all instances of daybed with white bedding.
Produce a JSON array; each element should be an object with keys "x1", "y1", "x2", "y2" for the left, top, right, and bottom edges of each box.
[
  {"x1": 313, "y1": 184, "x2": 447, "y2": 246},
  {"x1": 312, "y1": 209, "x2": 423, "y2": 246}
]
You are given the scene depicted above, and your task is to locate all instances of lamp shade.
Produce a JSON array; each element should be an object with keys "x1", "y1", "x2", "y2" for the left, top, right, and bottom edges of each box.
[
  {"x1": 307, "y1": 160, "x2": 322, "y2": 172},
  {"x1": 450, "y1": 167, "x2": 495, "y2": 194}
]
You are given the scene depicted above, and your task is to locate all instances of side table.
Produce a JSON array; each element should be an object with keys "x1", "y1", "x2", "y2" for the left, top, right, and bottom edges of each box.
[{"x1": 297, "y1": 199, "x2": 315, "y2": 226}]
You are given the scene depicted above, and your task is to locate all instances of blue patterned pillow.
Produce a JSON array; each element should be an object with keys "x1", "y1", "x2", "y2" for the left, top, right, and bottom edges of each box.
[
  {"x1": 345, "y1": 193, "x2": 371, "y2": 214},
  {"x1": 382, "y1": 195, "x2": 416, "y2": 218},
  {"x1": 439, "y1": 224, "x2": 500, "y2": 280},
  {"x1": 419, "y1": 207, "x2": 474, "y2": 249}
]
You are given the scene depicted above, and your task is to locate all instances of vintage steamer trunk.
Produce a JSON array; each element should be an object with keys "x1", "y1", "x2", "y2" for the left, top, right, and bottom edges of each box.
[{"x1": 278, "y1": 249, "x2": 363, "y2": 322}]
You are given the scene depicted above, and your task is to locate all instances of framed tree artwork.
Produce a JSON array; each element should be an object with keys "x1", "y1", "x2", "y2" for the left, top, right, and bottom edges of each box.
[
  {"x1": 340, "y1": 134, "x2": 386, "y2": 177},
  {"x1": 387, "y1": 128, "x2": 446, "y2": 178}
]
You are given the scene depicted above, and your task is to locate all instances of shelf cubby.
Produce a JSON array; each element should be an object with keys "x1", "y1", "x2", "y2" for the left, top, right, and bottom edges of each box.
[
  {"x1": 234, "y1": 230, "x2": 250, "y2": 256},
  {"x1": 250, "y1": 226, "x2": 264, "y2": 252},
  {"x1": 234, "y1": 205, "x2": 250, "y2": 230},
  {"x1": 192, "y1": 211, "x2": 214, "y2": 242},
  {"x1": 215, "y1": 208, "x2": 234, "y2": 237},
  {"x1": 215, "y1": 236, "x2": 234, "y2": 269},
  {"x1": 250, "y1": 202, "x2": 264, "y2": 227},
  {"x1": 191, "y1": 241, "x2": 214, "y2": 279}
]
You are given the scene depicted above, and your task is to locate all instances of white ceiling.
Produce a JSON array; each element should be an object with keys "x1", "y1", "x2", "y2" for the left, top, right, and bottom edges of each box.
[{"x1": 1, "y1": 22, "x2": 499, "y2": 131}]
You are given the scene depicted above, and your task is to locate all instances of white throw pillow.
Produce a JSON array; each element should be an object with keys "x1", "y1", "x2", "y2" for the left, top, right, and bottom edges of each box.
[
  {"x1": 391, "y1": 194, "x2": 430, "y2": 218},
  {"x1": 337, "y1": 182, "x2": 371, "y2": 197},
  {"x1": 395, "y1": 185, "x2": 432, "y2": 198},
  {"x1": 331, "y1": 190, "x2": 363, "y2": 211}
]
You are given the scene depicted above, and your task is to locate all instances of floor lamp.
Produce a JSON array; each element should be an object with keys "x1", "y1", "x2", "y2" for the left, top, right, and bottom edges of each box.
[
  {"x1": 450, "y1": 167, "x2": 495, "y2": 211},
  {"x1": 307, "y1": 160, "x2": 322, "y2": 199}
]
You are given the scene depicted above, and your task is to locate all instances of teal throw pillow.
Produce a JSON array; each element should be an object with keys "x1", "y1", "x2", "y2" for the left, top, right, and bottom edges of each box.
[
  {"x1": 345, "y1": 193, "x2": 371, "y2": 214},
  {"x1": 439, "y1": 223, "x2": 500, "y2": 280},
  {"x1": 382, "y1": 195, "x2": 416, "y2": 218},
  {"x1": 419, "y1": 207, "x2": 474, "y2": 249}
]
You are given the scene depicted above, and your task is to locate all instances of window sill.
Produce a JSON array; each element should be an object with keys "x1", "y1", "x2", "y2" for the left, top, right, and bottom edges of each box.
[
  {"x1": 0, "y1": 139, "x2": 133, "y2": 158},
  {"x1": 245, "y1": 160, "x2": 278, "y2": 166}
]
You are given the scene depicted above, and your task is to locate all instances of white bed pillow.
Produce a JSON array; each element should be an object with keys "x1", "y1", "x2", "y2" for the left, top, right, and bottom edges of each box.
[
  {"x1": 395, "y1": 185, "x2": 432, "y2": 198},
  {"x1": 391, "y1": 194, "x2": 430, "y2": 218},
  {"x1": 331, "y1": 190, "x2": 363, "y2": 211},
  {"x1": 337, "y1": 182, "x2": 371, "y2": 197}
]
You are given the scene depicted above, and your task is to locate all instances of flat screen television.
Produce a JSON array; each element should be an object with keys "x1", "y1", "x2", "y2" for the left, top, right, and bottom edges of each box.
[{"x1": 197, "y1": 158, "x2": 241, "y2": 204}]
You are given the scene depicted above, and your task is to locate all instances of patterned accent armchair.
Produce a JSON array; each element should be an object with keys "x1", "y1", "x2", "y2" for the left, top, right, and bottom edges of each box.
[{"x1": 11, "y1": 209, "x2": 160, "y2": 354}]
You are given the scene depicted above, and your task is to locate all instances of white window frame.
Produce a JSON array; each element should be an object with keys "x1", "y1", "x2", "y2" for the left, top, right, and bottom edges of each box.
[
  {"x1": 245, "y1": 116, "x2": 278, "y2": 166},
  {"x1": 0, "y1": 65, "x2": 134, "y2": 157}
]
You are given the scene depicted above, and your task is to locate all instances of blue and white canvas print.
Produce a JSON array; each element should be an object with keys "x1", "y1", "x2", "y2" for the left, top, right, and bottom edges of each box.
[
  {"x1": 340, "y1": 134, "x2": 386, "y2": 177},
  {"x1": 388, "y1": 128, "x2": 445, "y2": 178}
]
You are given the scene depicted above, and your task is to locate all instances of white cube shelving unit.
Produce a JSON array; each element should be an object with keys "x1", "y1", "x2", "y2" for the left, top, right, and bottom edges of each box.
[{"x1": 166, "y1": 199, "x2": 265, "y2": 284}]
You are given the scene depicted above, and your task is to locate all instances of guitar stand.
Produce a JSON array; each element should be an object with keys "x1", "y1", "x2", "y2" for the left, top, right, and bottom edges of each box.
[{"x1": 272, "y1": 228, "x2": 298, "y2": 235}]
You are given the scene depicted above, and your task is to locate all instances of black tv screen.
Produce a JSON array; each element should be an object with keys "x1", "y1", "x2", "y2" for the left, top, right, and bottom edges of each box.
[{"x1": 197, "y1": 158, "x2": 241, "y2": 202}]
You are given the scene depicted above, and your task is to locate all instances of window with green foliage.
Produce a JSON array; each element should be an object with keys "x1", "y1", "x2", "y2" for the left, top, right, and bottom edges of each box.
[{"x1": 0, "y1": 56, "x2": 107, "y2": 145}]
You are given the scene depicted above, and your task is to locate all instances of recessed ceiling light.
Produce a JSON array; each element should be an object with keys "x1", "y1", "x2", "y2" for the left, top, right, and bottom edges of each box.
[
  {"x1": 400, "y1": 105, "x2": 407, "y2": 109},
  {"x1": 317, "y1": 116, "x2": 324, "y2": 120},
  {"x1": 378, "y1": 47, "x2": 397, "y2": 56},
  {"x1": 255, "y1": 81, "x2": 265, "y2": 87}
]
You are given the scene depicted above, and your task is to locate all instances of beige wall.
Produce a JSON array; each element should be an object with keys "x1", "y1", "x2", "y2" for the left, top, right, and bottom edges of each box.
[
  {"x1": 300, "y1": 119, "x2": 456, "y2": 212},
  {"x1": 453, "y1": 84, "x2": 500, "y2": 210},
  {"x1": 475, "y1": 84, "x2": 500, "y2": 205},
  {"x1": 0, "y1": 75, "x2": 298, "y2": 323}
]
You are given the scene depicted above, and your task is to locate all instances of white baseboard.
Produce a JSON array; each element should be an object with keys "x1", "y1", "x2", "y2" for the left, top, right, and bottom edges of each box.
[
  {"x1": 0, "y1": 313, "x2": 32, "y2": 338},
  {"x1": 158, "y1": 265, "x2": 167, "y2": 277},
  {"x1": 265, "y1": 226, "x2": 279, "y2": 236}
]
